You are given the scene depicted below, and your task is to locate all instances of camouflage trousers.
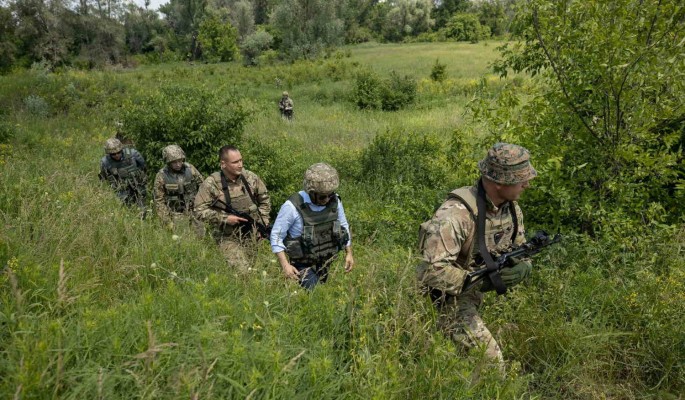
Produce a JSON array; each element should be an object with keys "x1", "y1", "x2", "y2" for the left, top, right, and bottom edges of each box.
[
  {"x1": 432, "y1": 289, "x2": 505, "y2": 367},
  {"x1": 166, "y1": 211, "x2": 205, "y2": 238},
  {"x1": 216, "y1": 233, "x2": 262, "y2": 272}
]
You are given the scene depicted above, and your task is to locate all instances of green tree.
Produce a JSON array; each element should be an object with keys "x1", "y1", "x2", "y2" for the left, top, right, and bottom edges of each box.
[
  {"x1": 270, "y1": 0, "x2": 344, "y2": 59},
  {"x1": 489, "y1": 0, "x2": 685, "y2": 233},
  {"x1": 431, "y1": 0, "x2": 470, "y2": 29},
  {"x1": 444, "y1": 12, "x2": 489, "y2": 42},
  {"x1": 197, "y1": 13, "x2": 239, "y2": 62},
  {"x1": 380, "y1": 0, "x2": 434, "y2": 42}
]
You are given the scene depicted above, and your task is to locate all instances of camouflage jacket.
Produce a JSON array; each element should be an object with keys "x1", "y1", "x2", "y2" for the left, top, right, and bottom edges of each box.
[
  {"x1": 98, "y1": 148, "x2": 147, "y2": 195},
  {"x1": 279, "y1": 97, "x2": 294, "y2": 110},
  {"x1": 194, "y1": 169, "x2": 270, "y2": 238},
  {"x1": 153, "y1": 163, "x2": 204, "y2": 223},
  {"x1": 417, "y1": 184, "x2": 526, "y2": 294}
]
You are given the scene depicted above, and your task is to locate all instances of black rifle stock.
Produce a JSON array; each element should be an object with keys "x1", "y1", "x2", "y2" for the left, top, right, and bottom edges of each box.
[
  {"x1": 461, "y1": 230, "x2": 562, "y2": 293},
  {"x1": 210, "y1": 198, "x2": 271, "y2": 238}
]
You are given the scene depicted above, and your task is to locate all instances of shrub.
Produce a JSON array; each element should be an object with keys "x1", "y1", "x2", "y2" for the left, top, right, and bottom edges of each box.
[
  {"x1": 353, "y1": 69, "x2": 383, "y2": 110},
  {"x1": 120, "y1": 84, "x2": 250, "y2": 176},
  {"x1": 380, "y1": 71, "x2": 417, "y2": 111},
  {"x1": 198, "y1": 15, "x2": 240, "y2": 63},
  {"x1": 241, "y1": 30, "x2": 274, "y2": 66},
  {"x1": 430, "y1": 58, "x2": 447, "y2": 82},
  {"x1": 0, "y1": 121, "x2": 15, "y2": 143},
  {"x1": 24, "y1": 95, "x2": 49, "y2": 117},
  {"x1": 444, "y1": 13, "x2": 490, "y2": 43}
]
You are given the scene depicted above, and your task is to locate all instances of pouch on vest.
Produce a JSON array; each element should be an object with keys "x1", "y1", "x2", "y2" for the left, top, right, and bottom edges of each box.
[
  {"x1": 165, "y1": 183, "x2": 181, "y2": 194},
  {"x1": 285, "y1": 239, "x2": 305, "y2": 259}
]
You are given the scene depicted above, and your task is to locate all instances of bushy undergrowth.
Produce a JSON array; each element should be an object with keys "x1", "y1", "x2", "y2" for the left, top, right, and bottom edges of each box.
[
  {"x1": 353, "y1": 69, "x2": 417, "y2": 111},
  {"x1": 120, "y1": 84, "x2": 251, "y2": 176},
  {"x1": 1, "y1": 44, "x2": 684, "y2": 399}
]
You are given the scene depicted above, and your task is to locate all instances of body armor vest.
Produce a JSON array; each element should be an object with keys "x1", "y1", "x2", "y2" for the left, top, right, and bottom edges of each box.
[
  {"x1": 162, "y1": 164, "x2": 198, "y2": 212},
  {"x1": 217, "y1": 172, "x2": 260, "y2": 236},
  {"x1": 283, "y1": 193, "x2": 349, "y2": 264},
  {"x1": 103, "y1": 148, "x2": 145, "y2": 190},
  {"x1": 448, "y1": 187, "x2": 518, "y2": 269}
]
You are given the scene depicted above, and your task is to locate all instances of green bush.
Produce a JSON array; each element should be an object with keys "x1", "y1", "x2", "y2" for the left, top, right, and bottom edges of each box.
[
  {"x1": 240, "y1": 30, "x2": 274, "y2": 66},
  {"x1": 444, "y1": 13, "x2": 490, "y2": 43},
  {"x1": 353, "y1": 69, "x2": 417, "y2": 111},
  {"x1": 120, "y1": 84, "x2": 251, "y2": 176},
  {"x1": 430, "y1": 58, "x2": 447, "y2": 82},
  {"x1": 0, "y1": 121, "x2": 15, "y2": 143},
  {"x1": 381, "y1": 71, "x2": 417, "y2": 111},
  {"x1": 353, "y1": 68, "x2": 383, "y2": 110},
  {"x1": 24, "y1": 95, "x2": 49, "y2": 117}
]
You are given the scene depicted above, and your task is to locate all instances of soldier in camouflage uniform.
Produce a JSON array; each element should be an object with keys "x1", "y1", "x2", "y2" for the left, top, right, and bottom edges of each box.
[
  {"x1": 270, "y1": 163, "x2": 354, "y2": 289},
  {"x1": 417, "y1": 143, "x2": 538, "y2": 370},
  {"x1": 278, "y1": 91, "x2": 294, "y2": 120},
  {"x1": 98, "y1": 137, "x2": 147, "y2": 211},
  {"x1": 153, "y1": 145, "x2": 204, "y2": 233},
  {"x1": 194, "y1": 146, "x2": 271, "y2": 271}
]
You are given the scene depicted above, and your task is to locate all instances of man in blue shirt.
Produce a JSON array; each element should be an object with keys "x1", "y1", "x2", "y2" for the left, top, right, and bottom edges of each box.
[{"x1": 270, "y1": 163, "x2": 354, "y2": 289}]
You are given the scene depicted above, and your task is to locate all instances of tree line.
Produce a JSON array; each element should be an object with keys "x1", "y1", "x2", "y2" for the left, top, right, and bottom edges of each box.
[{"x1": 0, "y1": 0, "x2": 518, "y2": 72}]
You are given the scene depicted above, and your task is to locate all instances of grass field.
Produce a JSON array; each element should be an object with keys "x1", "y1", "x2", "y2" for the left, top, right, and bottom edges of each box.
[{"x1": 1, "y1": 41, "x2": 683, "y2": 399}]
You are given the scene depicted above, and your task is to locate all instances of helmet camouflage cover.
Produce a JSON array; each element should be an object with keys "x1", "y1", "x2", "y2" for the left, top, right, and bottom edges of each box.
[
  {"x1": 303, "y1": 163, "x2": 339, "y2": 193},
  {"x1": 478, "y1": 142, "x2": 538, "y2": 185},
  {"x1": 162, "y1": 144, "x2": 185, "y2": 163},
  {"x1": 104, "y1": 138, "x2": 123, "y2": 154},
  {"x1": 282, "y1": 91, "x2": 289, "y2": 97}
]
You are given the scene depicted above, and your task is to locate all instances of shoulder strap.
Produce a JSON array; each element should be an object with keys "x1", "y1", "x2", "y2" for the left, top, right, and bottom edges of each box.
[
  {"x1": 476, "y1": 179, "x2": 508, "y2": 295},
  {"x1": 220, "y1": 171, "x2": 231, "y2": 206},
  {"x1": 240, "y1": 174, "x2": 258, "y2": 206}
]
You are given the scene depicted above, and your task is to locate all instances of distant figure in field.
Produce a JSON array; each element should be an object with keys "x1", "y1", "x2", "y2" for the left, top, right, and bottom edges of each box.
[
  {"x1": 153, "y1": 144, "x2": 204, "y2": 234},
  {"x1": 270, "y1": 163, "x2": 354, "y2": 289},
  {"x1": 279, "y1": 91, "x2": 294, "y2": 120},
  {"x1": 417, "y1": 143, "x2": 538, "y2": 372},
  {"x1": 98, "y1": 137, "x2": 147, "y2": 213},
  {"x1": 193, "y1": 146, "x2": 271, "y2": 271}
]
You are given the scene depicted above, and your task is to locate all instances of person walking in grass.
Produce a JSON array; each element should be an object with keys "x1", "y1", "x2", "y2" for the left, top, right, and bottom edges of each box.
[
  {"x1": 153, "y1": 144, "x2": 204, "y2": 234},
  {"x1": 194, "y1": 145, "x2": 271, "y2": 271},
  {"x1": 98, "y1": 137, "x2": 148, "y2": 213},
  {"x1": 270, "y1": 163, "x2": 354, "y2": 289},
  {"x1": 278, "y1": 91, "x2": 294, "y2": 120},
  {"x1": 417, "y1": 143, "x2": 538, "y2": 371}
]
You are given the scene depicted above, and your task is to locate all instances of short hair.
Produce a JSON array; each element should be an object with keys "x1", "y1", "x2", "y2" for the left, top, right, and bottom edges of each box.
[{"x1": 219, "y1": 145, "x2": 239, "y2": 161}]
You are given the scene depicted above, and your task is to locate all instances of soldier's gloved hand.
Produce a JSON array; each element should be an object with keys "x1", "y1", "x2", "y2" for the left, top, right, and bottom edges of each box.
[
  {"x1": 500, "y1": 258, "x2": 532, "y2": 288},
  {"x1": 480, "y1": 257, "x2": 532, "y2": 292}
]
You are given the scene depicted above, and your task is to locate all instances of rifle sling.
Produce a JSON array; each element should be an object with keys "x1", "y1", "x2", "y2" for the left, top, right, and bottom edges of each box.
[
  {"x1": 220, "y1": 172, "x2": 267, "y2": 228},
  {"x1": 475, "y1": 179, "x2": 518, "y2": 295}
]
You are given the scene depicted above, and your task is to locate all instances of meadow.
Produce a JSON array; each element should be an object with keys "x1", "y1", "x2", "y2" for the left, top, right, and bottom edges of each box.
[{"x1": 1, "y1": 41, "x2": 683, "y2": 399}]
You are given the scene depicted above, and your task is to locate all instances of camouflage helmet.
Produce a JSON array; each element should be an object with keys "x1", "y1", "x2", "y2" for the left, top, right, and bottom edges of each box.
[
  {"x1": 303, "y1": 163, "x2": 339, "y2": 193},
  {"x1": 162, "y1": 144, "x2": 185, "y2": 163},
  {"x1": 282, "y1": 91, "x2": 289, "y2": 97},
  {"x1": 478, "y1": 142, "x2": 538, "y2": 185},
  {"x1": 104, "y1": 138, "x2": 123, "y2": 154}
]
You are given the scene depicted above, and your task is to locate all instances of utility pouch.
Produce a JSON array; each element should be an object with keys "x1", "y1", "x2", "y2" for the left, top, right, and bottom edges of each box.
[
  {"x1": 165, "y1": 183, "x2": 180, "y2": 194},
  {"x1": 285, "y1": 238, "x2": 305, "y2": 259}
]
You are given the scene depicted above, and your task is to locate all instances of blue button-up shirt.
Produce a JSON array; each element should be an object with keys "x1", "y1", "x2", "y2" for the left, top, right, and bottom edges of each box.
[{"x1": 270, "y1": 191, "x2": 351, "y2": 253}]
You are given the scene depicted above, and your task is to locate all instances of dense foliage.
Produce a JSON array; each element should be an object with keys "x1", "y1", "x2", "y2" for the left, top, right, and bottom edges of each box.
[
  {"x1": 0, "y1": 0, "x2": 519, "y2": 72},
  {"x1": 0, "y1": 30, "x2": 684, "y2": 400}
]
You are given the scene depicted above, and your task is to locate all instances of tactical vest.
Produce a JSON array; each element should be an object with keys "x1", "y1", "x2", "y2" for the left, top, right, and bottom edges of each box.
[
  {"x1": 104, "y1": 148, "x2": 145, "y2": 190},
  {"x1": 447, "y1": 187, "x2": 518, "y2": 268},
  {"x1": 162, "y1": 164, "x2": 198, "y2": 212},
  {"x1": 283, "y1": 193, "x2": 349, "y2": 264},
  {"x1": 217, "y1": 172, "x2": 260, "y2": 235}
]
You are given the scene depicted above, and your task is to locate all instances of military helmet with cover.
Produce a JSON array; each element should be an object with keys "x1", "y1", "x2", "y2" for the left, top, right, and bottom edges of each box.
[
  {"x1": 478, "y1": 142, "x2": 537, "y2": 185},
  {"x1": 303, "y1": 163, "x2": 339, "y2": 193},
  {"x1": 162, "y1": 144, "x2": 185, "y2": 164},
  {"x1": 282, "y1": 91, "x2": 289, "y2": 97},
  {"x1": 104, "y1": 138, "x2": 123, "y2": 154}
]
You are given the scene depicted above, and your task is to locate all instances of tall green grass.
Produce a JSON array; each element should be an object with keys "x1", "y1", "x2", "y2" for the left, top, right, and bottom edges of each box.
[{"x1": 1, "y1": 41, "x2": 683, "y2": 399}]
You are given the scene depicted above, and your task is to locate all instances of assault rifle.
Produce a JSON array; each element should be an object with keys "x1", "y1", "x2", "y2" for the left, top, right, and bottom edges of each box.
[
  {"x1": 461, "y1": 230, "x2": 562, "y2": 293},
  {"x1": 210, "y1": 198, "x2": 271, "y2": 238}
]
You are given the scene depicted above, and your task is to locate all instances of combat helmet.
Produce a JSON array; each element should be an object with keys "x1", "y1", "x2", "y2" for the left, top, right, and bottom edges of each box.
[
  {"x1": 282, "y1": 91, "x2": 289, "y2": 97},
  {"x1": 104, "y1": 138, "x2": 123, "y2": 154},
  {"x1": 303, "y1": 163, "x2": 339, "y2": 193},
  {"x1": 478, "y1": 142, "x2": 537, "y2": 185},
  {"x1": 162, "y1": 144, "x2": 185, "y2": 164}
]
